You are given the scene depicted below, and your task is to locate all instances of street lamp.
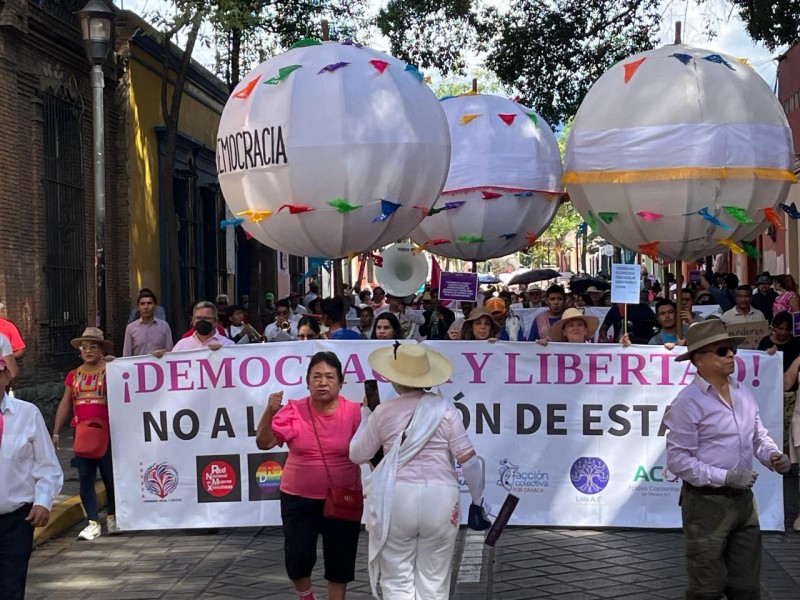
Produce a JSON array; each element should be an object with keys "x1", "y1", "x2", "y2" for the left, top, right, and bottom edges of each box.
[{"x1": 77, "y1": 0, "x2": 115, "y2": 331}]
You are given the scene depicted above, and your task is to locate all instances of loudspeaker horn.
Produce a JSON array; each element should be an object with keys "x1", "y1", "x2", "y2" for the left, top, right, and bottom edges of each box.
[{"x1": 375, "y1": 243, "x2": 429, "y2": 298}]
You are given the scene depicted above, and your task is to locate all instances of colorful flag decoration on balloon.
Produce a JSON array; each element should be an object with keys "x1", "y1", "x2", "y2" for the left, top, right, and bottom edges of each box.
[{"x1": 372, "y1": 199, "x2": 402, "y2": 222}]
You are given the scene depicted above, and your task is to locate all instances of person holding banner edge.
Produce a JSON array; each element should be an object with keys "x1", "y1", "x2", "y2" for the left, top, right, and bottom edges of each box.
[
  {"x1": 350, "y1": 342, "x2": 491, "y2": 600},
  {"x1": 665, "y1": 319, "x2": 790, "y2": 599},
  {"x1": 255, "y1": 351, "x2": 362, "y2": 600}
]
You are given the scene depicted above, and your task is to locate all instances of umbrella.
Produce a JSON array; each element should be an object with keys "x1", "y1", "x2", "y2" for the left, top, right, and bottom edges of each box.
[
  {"x1": 565, "y1": 44, "x2": 794, "y2": 262},
  {"x1": 507, "y1": 268, "x2": 560, "y2": 286},
  {"x1": 218, "y1": 40, "x2": 451, "y2": 259},
  {"x1": 569, "y1": 277, "x2": 610, "y2": 295},
  {"x1": 410, "y1": 93, "x2": 561, "y2": 261},
  {"x1": 478, "y1": 273, "x2": 502, "y2": 284}
]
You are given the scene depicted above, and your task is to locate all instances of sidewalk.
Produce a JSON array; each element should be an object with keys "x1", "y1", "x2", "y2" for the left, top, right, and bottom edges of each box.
[
  {"x1": 27, "y1": 473, "x2": 800, "y2": 599},
  {"x1": 34, "y1": 427, "x2": 107, "y2": 546}
]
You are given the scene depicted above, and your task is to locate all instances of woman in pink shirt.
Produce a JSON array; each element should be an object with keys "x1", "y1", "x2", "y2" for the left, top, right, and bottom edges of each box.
[
  {"x1": 255, "y1": 352, "x2": 361, "y2": 600},
  {"x1": 773, "y1": 274, "x2": 800, "y2": 315}
]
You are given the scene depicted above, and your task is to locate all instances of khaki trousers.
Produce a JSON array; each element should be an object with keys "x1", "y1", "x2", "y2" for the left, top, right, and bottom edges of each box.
[{"x1": 681, "y1": 486, "x2": 761, "y2": 600}]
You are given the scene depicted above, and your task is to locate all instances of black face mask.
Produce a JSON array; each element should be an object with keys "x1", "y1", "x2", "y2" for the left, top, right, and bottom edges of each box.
[{"x1": 195, "y1": 319, "x2": 214, "y2": 336}]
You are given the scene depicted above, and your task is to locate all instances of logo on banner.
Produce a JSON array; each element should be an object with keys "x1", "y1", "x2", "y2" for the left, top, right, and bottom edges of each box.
[
  {"x1": 630, "y1": 464, "x2": 680, "y2": 497},
  {"x1": 196, "y1": 455, "x2": 242, "y2": 503},
  {"x1": 143, "y1": 462, "x2": 179, "y2": 499},
  {"x1": 570, "y1": 457, "x2": 609, "y2": 495},
  {"x1": 633, "y1": 465, "x2": 679, "y2": 483},
  {"x1": 247, "y1": 452, "x2": 287, "y2": 501},
  {"x1": 496, "y1": 458, "x2": 549, "y2": 494}
]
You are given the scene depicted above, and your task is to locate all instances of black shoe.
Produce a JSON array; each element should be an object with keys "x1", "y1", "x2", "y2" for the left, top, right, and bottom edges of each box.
[{"x1": 468, "y1": 503, "x2": 491, "y2": 531}]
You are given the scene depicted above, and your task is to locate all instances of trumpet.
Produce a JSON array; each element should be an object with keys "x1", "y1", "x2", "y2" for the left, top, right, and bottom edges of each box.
[{"x1": 279, "y1": 320, "x2": 291, "y2": 332}]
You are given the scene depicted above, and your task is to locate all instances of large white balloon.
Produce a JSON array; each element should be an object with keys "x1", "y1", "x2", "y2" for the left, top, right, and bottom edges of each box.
[
  {"x1": 410, "y1": 94, "x2": 562, "y2": 260},
  {"x1": 217, "y1": 40, "x2": 451, "y2": 258},
  {"x1": 564, "y1": 44, "x2": 795, "y2": 262}
]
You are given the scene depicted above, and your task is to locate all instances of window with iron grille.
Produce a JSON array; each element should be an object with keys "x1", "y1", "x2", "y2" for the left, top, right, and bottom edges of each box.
[
  {"x1": 42, "y1": 89, "x2": 87, "y2": 356},
  {"x1": 174, "y1": 163, "x2": 227, "y2": 307}
]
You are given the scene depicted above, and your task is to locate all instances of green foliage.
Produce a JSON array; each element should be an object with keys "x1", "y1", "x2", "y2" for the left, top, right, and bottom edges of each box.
[
  {"x1": 722, "y1": 0, "x2": 800, "y2": 51},
  {"x1": 432, "y1": 68, "x2": 509, "y2": 98},
  {"x1": 486, "y1": 0, "x2": 661, "y2": 127},
  {"x1": 209, "y1": 0, "x2": 373, "y2": 88},
  {"x1": 377, "y1": 0, "x2": 497, "y2": 74}
]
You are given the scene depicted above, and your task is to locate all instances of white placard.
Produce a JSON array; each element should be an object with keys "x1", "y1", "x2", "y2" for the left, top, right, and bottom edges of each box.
[
  {"x1": 107, "y1": 342, "x2": 783, "y2": 532},
  {"x1": 611, "y1": 263, "x2": 641, "y2": 304}
]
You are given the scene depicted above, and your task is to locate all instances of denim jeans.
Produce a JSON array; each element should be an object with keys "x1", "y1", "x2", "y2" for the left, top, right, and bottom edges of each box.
[{"x1": 74, "y1": 445, "x2": 115, "y2": 521}]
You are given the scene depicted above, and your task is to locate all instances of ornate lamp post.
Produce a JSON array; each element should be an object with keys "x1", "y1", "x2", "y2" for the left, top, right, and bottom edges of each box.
[{"x1": 77, "y1": 0, "x2": 115, "y2": 330}]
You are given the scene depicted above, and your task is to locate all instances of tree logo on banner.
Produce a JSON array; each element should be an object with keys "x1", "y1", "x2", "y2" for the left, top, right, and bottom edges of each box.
[
  {"x1": 570, "y1": 457, "x2": 610, "y2": 495},
  {"x1": 143, "y1": 462, "x2": 179, "y2": 499}
]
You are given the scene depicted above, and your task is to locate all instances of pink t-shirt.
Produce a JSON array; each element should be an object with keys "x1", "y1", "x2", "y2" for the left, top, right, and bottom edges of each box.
[{"x1": 271, "y1": 396, "x2": 361, "y2": 499}]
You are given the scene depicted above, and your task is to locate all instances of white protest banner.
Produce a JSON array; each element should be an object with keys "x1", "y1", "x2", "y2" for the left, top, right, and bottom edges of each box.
[
  {"x1": 611, "y1": 263, "x2": 640, "y2": 304},
  {"x1": 106, "y1": 342, "x2": 783, "y2": 531}
]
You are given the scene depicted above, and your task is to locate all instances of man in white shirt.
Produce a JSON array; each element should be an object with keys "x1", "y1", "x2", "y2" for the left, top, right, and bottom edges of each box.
[
  {"x1": 303, "y1": 283, "x2": 320, "y2": 310},
  {"x1": 0, "y1": 360, "x2": 64, "y2": 600},
  {"x1": 264, "y1": 300, "x2": 297, "y2": 342},
  {"x1": 721, "y1": 285, "x2": 766, "y2": 325},
  {"x1": 287, "y1": 292, "x2": 308, "y2": 319}
]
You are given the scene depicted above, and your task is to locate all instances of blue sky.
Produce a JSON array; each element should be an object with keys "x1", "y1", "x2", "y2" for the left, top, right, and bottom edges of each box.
[{"x1": 116, "y1": 0, "x2": 784, "y2": 89}]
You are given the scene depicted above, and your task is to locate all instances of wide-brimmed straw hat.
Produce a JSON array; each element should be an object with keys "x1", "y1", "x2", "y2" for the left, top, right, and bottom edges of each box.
[
  {"x1": 549, "y1": 308, "x2": 599, "y2": 342},
  {"x1": 674, "y1": 319, "x2": 745, "y2": 362},
  {"x1": 368, "y1": 342, "x2": 452, "y2": 388},
  {"x1": 70, "y1": 327, "x2": 113, "y2": 353}
]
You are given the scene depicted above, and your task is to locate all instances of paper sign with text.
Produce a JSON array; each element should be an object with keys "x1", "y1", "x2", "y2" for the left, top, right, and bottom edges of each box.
[
  {"x1": 611, "y1": 264, "x2": 640, "y2": 304},
  {"x1": 726, "y1": 320, "x2": 770, "y2": 350}
]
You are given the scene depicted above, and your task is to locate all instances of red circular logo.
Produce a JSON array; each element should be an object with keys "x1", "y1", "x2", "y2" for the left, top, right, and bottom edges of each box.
[{"x1": 201, "y1": 460, "x2": 236, "y2": 497}]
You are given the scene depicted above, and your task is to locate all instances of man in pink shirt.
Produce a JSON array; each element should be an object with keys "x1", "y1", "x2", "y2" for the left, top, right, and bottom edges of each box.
[
  {"x1": 666, "y1": 319, "x2": 790, "y2": 599},
  {"x1": 172, "y1": 301, "x2": 234, "y2": 352}
]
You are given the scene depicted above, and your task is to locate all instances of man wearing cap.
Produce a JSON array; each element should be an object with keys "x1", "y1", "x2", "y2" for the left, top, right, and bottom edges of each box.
[
  {"x1": 751, "y1": 274, "x2": 777, "y2": 324},
  {"x1": 260, "y1": 292, "x2": 277, "y2": 332},
  {"x1": 666, "y1": 320, "x2": 790, "y2": 599},
  {"x1": 720, "y1": 285, "x2": 765, "y2": 325},
  {"x1": 287, "y1": 292, "x2": 307, "y2": 319},
  {"x1": 527, "y1": 285, "x2": 567, "y2": 342},
  {"x1": 486, "y1": 297, "x2": 523, "y2": 341},
  {"x1": 0, "y1": 360, "x2": 63, "y2": 600}
]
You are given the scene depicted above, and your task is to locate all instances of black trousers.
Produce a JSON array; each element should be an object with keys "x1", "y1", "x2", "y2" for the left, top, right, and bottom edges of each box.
[{"x1": 0, "y1": 503, "x2": 34, "y2": 600}]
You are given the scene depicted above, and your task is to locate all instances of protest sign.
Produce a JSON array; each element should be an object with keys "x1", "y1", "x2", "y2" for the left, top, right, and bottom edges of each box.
[
  {"x1": 611, "y1": 264, "x2": 640, "y2": 305},
  {"x1": 107, "y1": 342, "x2": 783, "y2": 531}
]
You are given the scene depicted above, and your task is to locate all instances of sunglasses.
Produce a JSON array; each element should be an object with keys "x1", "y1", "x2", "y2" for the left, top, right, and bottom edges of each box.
[
  {"x1": 698, "y1": 345, "x2": 737, "y2": 357},
  {"x1": 79, "y1": 343, "x2": 100, "y2": 351}
]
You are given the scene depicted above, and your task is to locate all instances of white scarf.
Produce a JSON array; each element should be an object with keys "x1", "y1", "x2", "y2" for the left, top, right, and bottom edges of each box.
[{"x1": 362, "y1": 391, "x2": 448, "y2": 598}]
